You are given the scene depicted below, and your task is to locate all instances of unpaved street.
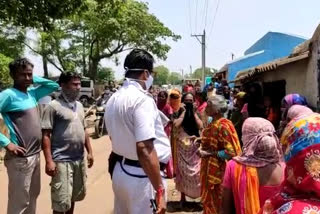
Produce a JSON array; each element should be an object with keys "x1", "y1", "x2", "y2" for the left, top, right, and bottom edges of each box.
[
  {"x1": 0, "y1": 133, "x2": 114, "y2": 214},
  {"x1": 0, "y1": 131, "x2": 201, "y2": 214}
]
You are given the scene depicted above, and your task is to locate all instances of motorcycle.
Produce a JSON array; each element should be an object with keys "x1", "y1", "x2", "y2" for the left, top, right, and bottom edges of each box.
[
  {"x1": 94, "y1": 96, "x2": 109, "y2": 138},
  {"x1": 95, "y1": 104, "x2": 106, "y2": 138}
]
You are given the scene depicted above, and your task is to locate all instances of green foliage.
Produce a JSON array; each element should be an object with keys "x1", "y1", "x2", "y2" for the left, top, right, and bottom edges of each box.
[
  {"x1": 154, "y1": 65, "x2": 170, "y2": 86},
  {"x1": 0, "y1": 53, "x2": 13, "y2": 89},
  {"x1": 190, "y1": 67, "x2": 217, "y2": 80},
  {"x1": 0, "y1": 0, "x2": 180, "y2": 80},
  {"x1": 168, "y1": 72, "x2": 182, "y2": 85},
  {"x1": 26, "y1": 0, "x2": 180, "y2": 80},
  {"x1": 0, "y1": 23, "x2": 25, "y2": 59},
  {"x1": 97, "y1": 67, "x2": 115, "y2": 83},
  {"x1": 0, "y1": 0, "x2": 85, "y2": 29}
]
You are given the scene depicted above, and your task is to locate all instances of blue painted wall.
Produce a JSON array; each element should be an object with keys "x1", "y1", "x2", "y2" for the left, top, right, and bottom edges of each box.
[{"x1": 227, "y1": 32, "x2": 306, "y2": 83}]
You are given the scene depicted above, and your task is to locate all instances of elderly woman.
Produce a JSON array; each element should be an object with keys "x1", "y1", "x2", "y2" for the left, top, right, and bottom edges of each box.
[
  {"x1": 221, "y1": 118, "x2": 284, "y2": 214},
  {"x1": 198, "y1": 95, "x2": 241, "y2": 214},
  {"x1": 261, "y1": 113, "x2": 320, "y2": 213}
]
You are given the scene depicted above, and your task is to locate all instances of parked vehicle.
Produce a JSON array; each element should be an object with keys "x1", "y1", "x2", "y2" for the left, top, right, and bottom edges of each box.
[
  {"x1": 95, "y1": 104, "x2": 106, "y2": 138},
  {"x1": 79, "y1": 79, "x2": 95, "y2": 107}
]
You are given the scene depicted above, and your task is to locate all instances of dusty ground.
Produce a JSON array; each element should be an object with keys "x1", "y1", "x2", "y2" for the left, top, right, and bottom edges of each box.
[{"x1": 0, "y1": 127, "x2": 202, "y2": 214}]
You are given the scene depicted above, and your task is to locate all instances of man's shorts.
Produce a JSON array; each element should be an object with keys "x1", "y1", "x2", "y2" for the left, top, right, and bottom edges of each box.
[{"x1": 51, "y1": 159, "x2": 87, "y2": 212}]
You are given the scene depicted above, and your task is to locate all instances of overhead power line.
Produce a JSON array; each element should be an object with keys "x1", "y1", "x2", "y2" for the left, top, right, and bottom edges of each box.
[
  {"x1": 208, "y1": 0, "x2": 221, "y2": 43},
  {"x1": 188, "y1": 0, "x2": 192, "y2": 34},
  {"x1": 195, "y1": 0, "x2": 198, "y2": 34},
  {"x1": 203, "y1": 0, "x2": 209, "y2": 30}
]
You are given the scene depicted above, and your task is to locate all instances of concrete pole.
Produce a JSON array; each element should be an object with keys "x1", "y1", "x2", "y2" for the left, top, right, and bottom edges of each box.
[
  {"x1": 191, "y1": 30, "x2": 206, "y2": 87},
  {"x1": 202, "y1": 30, "x2": 206, "y2": 88}
]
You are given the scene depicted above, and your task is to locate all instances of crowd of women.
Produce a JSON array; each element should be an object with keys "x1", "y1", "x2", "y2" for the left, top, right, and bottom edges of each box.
[{"x1": 154, "y1": 80, "x2": 320, "y2": 214}]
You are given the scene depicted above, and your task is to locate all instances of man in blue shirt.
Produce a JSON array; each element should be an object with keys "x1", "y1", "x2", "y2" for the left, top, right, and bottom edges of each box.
[{"x1": 0, "y1": 58, "x2": 59, "y2": 214}]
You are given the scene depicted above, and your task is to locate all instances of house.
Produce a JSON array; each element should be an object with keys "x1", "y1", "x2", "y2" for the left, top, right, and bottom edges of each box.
[
  {"x1": 233, "y1": 24, "x2": 320, "y2": 110},
  {"x1": 219, "y1": 32, "x2": 306, "y2": 84}
]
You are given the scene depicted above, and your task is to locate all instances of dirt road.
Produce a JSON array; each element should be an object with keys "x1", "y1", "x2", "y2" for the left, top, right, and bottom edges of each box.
[
  {"x1": 0, "y1": 133, "x2": 201, "y2": 214},
  {"x1": 0, "y1": 134, "x2": 114, "y2": 214}
]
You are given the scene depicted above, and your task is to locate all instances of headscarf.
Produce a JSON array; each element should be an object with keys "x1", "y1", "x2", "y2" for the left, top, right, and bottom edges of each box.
[
  {"x1": 236, "y1": 92, "x2": 246, "y2": 99},
  {"x1": 169, "y1": 89, "x2": 181, "y2": 113},
  {"x1": 277, "y1": 94, "x2": 309, "y2": 137},
  {"x1": 181, "y1": 93, "x2": 199, "y2": 137},
  {"x1": 233, "y1": 117, "x2": 282, "y2": 168},
  {"x1": 283, "y1": 94, "x2": 308, "y2": 107},
  {"x1": 157, "y1": 91, "x2": 168, "y2": 110},
  {"x1": 262, "y1": 114, "x2": 320, "y2": 213},
  {"x1": 286, "y1": 105, "x2": 313, "y2": 122}
]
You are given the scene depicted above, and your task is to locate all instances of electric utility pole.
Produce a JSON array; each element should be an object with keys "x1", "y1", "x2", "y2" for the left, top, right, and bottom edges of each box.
[{"x1": 191, "y1": 29, "x2": 206, "y2": 87}]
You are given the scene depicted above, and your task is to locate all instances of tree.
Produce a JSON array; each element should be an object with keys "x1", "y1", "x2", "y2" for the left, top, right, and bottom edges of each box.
[
  {"x1": 153, "y1": 65, "x2": 170, "y2": 86},
  {"x1": 0, "y1": 0, "x2": 84, "y2": 29},
  {"x1": 0, "y1": 22, "x2": 25, "y2": 59},
  {"x1": 0, "y1": 0, "x2": 86, "y2": 77},
  {"x1": 0, "y1": 53, "x2": 13, "y2": 89},
  {"x1": 97, "y1": 67, "x2": 115, "y2": 83},
  {"x1": 191, "y1": 67, "x2": 217, "y2": 80},
  {"x1": 28, "y1": 0, "x2": 180, "y2": 80},
  {"x1": 168, "y1": 72, "x2": 182, "y2": 85}
]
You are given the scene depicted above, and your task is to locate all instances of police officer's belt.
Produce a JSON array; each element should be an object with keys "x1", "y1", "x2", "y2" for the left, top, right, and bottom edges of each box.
[{"x1": 108, "y1": 152, "x2": 166, "y2": 179}]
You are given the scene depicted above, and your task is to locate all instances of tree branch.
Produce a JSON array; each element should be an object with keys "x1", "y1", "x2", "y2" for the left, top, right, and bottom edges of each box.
[
  {"x1": 89, "y1": 38, "x2": 97, "y2": 60},
  {"x1": 23, "y1": 41, "x2": 41, "y2": 55},
  {"x1": 53, "y1": 37, "x2": 67, "y2": 72},
  {"x1": 23, "y1": 41, "x2": 64, "y2": 73},
  {"x1": 47, "y1": 57, "x2": 65, "y2": 73},
  {"x1": 98, "y1": 43, "x2": 128, "y2": 60}
]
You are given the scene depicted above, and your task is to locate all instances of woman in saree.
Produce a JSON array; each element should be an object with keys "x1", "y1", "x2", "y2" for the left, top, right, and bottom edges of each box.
[
  {"x1": 198, "y1": 95, "x2": 241, "y2": 214},
  {"x1": 261, "y1": 113, "x2": 320, "y2": 213},
  {"x1": 221, "y1": 118, "x2": 284, "y2": 214},
  {"x1": 173, "y1": 92, "x2": 203, "y2": 203},
  {"x1": 286, "y1": 104, "x2": 313, "y2": 123},
  {"x1": 169, "y1": 89, "x2": 182, "y2": 176},
  {"x1": 277, "y1": 93, "x2": 308, "y2": 136}
]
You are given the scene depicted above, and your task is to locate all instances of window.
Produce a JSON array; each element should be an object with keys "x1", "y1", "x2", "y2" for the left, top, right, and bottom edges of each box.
[{"x1": 81, "y1": 81, "x2": 91, "y2": 88}]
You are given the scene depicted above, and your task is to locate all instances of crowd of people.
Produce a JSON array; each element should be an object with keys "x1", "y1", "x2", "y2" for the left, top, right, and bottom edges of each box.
[
  {"x1": 139, "y1": 52, "x2": 320, "y2": 214},
  {"x1": 1, "y1": 49, "x2": 320, "y2": 214}
]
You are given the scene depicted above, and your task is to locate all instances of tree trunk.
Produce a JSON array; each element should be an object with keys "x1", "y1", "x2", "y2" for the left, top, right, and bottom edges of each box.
[
  {"x1": 82, "y1": 30, "x2": 87, "y2": 76},
  {"x1": 42, "y1": 25, "x2": 49, "y2": 78},
  {"x1": 89, "y1": 58, "x2": 99, "y2": 81},
  {"x1": 43, "y1": 55, "x2": 49, "y2": 77}
]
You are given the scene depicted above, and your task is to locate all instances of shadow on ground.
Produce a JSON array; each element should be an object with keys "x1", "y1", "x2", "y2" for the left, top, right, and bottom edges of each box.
[{"x1": 167, "y1": 201, "x2": 203, "y2": 213}]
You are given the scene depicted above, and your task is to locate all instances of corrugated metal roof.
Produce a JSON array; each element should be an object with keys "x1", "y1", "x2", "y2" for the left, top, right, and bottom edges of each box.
[{"x1": 234, "y1": 51, "x2": 310, "y2": 82}]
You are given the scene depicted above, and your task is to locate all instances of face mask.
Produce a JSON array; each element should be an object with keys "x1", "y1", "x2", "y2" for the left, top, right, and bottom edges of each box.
[
  {"x1": 62, "y1": 89, "x2": 79, "y2": 102},
  {"x1": 145, "y1": 72, "x2": 153, "y2": 90},
  {"x1": 185, "y1": 102, "x2": 193, "y2": 111},
  {"x1": 125, "y1": 68, "x2": 153, "y2": 90}
]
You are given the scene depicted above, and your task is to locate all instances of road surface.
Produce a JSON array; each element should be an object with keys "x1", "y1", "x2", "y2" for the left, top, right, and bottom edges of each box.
[
  {"x1": 0, "y1": 133, "x2": 114, "y2": 214},
  {"x1": 0, "y1": 131, "x2": 201, "y2": 214}
]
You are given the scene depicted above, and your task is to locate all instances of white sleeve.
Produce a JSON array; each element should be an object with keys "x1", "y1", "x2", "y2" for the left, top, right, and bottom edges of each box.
[{"x1": 133, "y1": 97, "x2": 156, "y2": 142}]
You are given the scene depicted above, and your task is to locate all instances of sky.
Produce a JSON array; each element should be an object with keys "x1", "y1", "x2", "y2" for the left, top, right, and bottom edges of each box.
[{"x1": 31, "y1": 0, "x2": 320, "y2": 79}]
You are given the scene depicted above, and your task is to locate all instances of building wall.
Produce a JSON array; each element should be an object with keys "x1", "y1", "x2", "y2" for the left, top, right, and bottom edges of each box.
[
  {"x1": 227, "y1": 32, "x2": 306, "y2": 83},
  {"x1": 257, "y1": 57, "x2": 318, "y2": 108}
]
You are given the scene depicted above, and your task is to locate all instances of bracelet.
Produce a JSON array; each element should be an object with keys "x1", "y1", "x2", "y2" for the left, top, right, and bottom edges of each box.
[{"x1": 156, "y1": 186, "x2": 165, "y2": 196}]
